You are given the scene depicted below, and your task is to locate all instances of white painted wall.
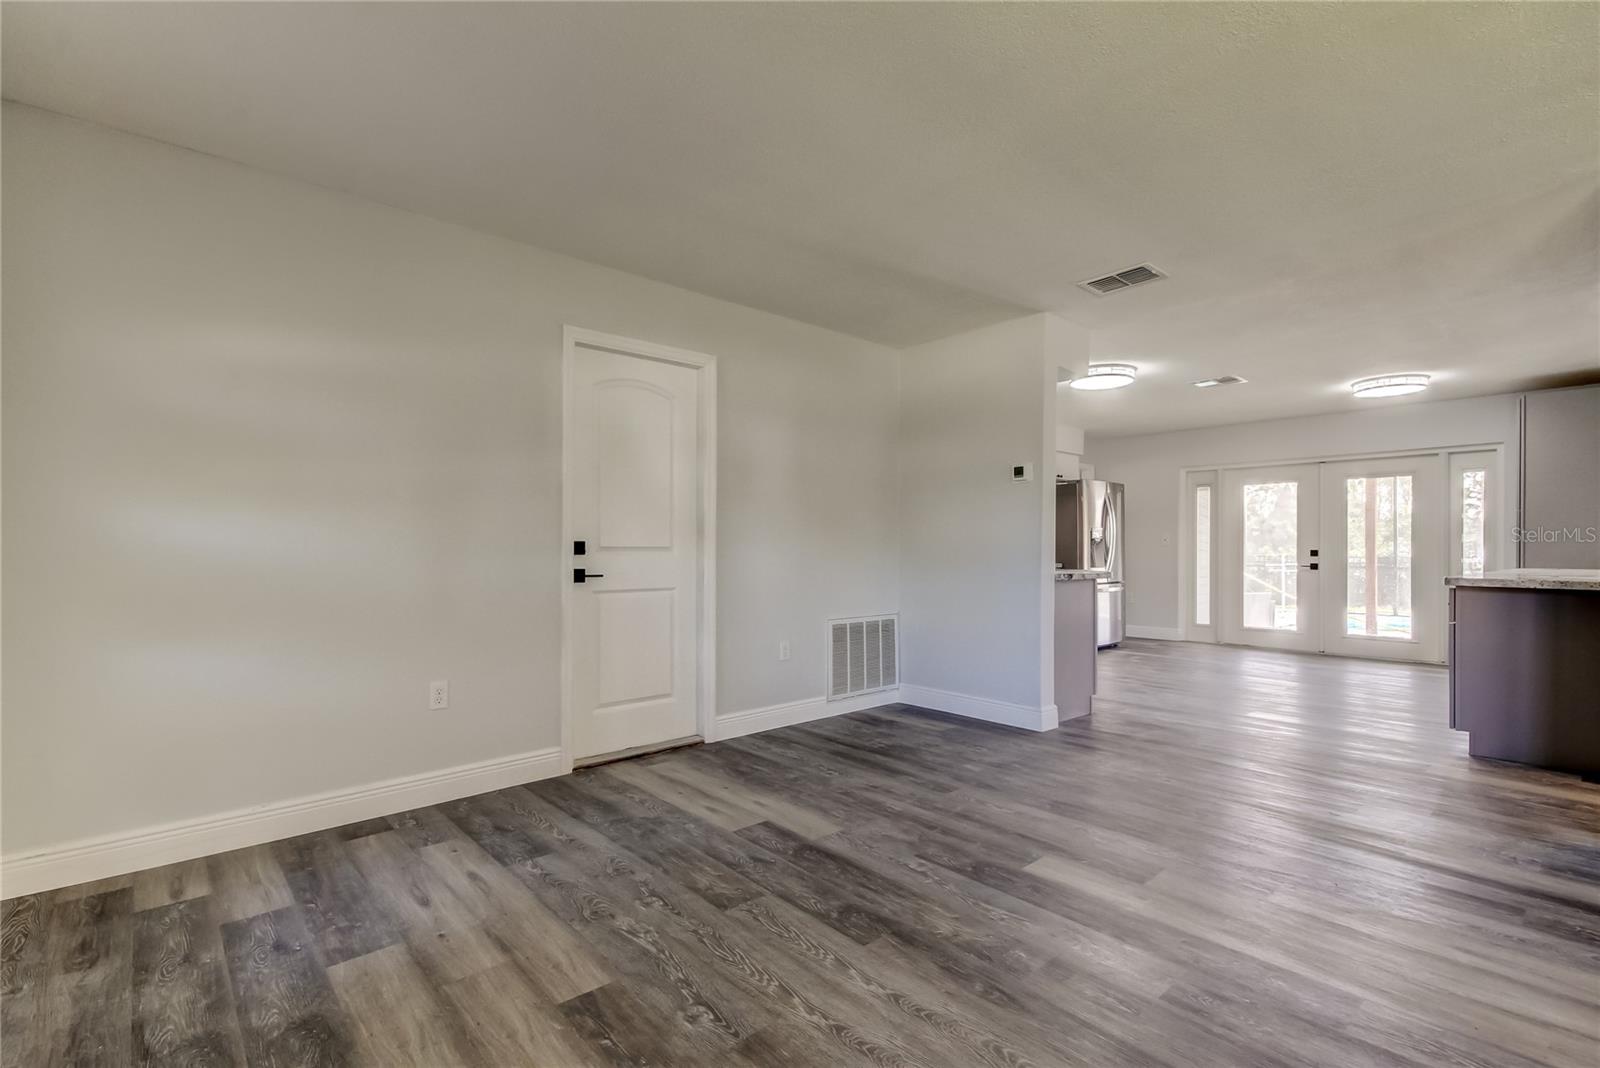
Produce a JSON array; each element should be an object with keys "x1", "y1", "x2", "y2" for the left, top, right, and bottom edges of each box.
[
  {"x1": 1055, "y1": 422, "x2": 1085, "y2": 456},
  {"x1": 1, "y1": 104, "x2": 901, "y2": 858},
  {"x1": 1085, "y1": 393, "x2": 1522, "y2": 634},
  {"x1": 897, "y1": 314, "x2": 1084, "y2": 725},
  {"x1": 1055, "y1": 420, "x2": 1085, "y2": 481}
]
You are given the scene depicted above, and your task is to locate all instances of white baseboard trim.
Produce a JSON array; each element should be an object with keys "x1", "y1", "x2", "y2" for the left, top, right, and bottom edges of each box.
[
  {"x1": 1124, "y1": 625, "x2": 1186, "y2": 641},
  {"x1": 1, "y1": 746, "x2": 564, "y2": 898},
  {"x1": 713, "y1": 688, "x2": 901, "y2": 742},
  {"x1": 898, "y1": 684, "x2": 1059, "y2": 732}
]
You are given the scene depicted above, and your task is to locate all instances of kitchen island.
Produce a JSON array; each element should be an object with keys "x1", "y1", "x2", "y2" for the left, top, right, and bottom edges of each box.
[
  {"x1": 1055, "y1": 570, "x2": 1101, "y2": 721},
  {"x1": 1447, "y1": 569, "x2": 1600, "y2": 778}
]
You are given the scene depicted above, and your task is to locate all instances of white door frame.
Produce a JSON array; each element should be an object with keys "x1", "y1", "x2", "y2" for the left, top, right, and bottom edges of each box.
[{"x1": 560, "y1": 326, "x2": 717, "y2": 772}]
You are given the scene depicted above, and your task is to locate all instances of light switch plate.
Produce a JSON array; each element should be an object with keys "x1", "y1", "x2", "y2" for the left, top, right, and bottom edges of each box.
[{"x1": 1012, "y1": 463, "x2": 1033, "y2": 482}]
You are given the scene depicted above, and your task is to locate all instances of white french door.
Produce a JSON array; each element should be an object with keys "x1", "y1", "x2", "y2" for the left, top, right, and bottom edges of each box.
[
  {"x1": 1214, "y1": 455, "x2": 1446, "y2": 662},
  {"x1": 1319, "y1": 455, "x2": 1443, "y2": 662},
  {"x1": 1220, "y1": 464, "x2": 1322, "y2": 653}
]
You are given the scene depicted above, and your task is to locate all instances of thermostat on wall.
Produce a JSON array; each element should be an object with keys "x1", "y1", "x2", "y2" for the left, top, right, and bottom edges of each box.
[{"x1": 1012, "y1": 464, "x2": 1033, "y2": 482}]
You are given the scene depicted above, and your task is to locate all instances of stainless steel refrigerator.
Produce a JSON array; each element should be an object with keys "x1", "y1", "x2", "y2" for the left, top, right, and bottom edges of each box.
[{"x1": 1056, "y1": 479, "x2": 1125, "y2": 647}]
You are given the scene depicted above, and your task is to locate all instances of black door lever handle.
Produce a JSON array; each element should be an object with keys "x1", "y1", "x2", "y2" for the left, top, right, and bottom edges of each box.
[{"x1": 573, "y1": 568, "x2": 605, "y2": 583}]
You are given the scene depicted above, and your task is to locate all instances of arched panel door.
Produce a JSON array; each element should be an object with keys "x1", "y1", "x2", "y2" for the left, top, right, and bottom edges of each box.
[{"x1": 569, "y1": 345, "x2": 701, "y2": 759}]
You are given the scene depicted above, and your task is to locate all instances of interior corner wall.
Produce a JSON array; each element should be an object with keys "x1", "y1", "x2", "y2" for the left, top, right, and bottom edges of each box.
[
  {"x1": 896, "y1": 314, "x2": 1064, "y2": 724},
  {"x1": 1084, "y1": 393, "x2": 1523, "y2": 635},
  {"x1": 1, "y1": 102, "x2": 902, "y2": 865}
]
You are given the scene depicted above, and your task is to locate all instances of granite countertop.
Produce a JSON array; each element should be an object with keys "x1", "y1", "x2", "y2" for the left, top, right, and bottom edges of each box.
[
  {"x1": 1055, "y1": 569, "x2": 1107, "y2": 582},
  {"x1": 1447, "y1": 568, "x2": 1600, "y2": 591}
]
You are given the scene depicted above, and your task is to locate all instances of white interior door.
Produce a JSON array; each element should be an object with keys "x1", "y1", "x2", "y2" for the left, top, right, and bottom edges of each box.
[
  {"x1": 569, "y1": 344, "x2": 702, "y2": 760},
  {"x1": 1319, "y1": 454, "x2": 1444, "y2": 662},
  {"x1": 1220, "y1": 464, "x2": 1322, "y2": 652}
]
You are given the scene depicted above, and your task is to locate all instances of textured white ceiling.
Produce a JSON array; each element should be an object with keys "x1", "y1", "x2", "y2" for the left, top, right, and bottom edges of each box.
[{"x1": 5, "y1": 2, "x2": 1597, "y2": 434}]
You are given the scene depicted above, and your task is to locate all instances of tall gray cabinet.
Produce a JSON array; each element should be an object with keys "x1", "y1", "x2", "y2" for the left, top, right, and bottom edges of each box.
[{"x1": 1520, "y1": 384, "x2": 1600, "y2": 568}]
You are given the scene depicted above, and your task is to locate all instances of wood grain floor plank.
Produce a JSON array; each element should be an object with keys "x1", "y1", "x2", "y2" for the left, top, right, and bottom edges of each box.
[
  {"x1": 131, "y1": 895, "x2": 244, "y2": 1067},
  {"x1": 438, "y1": 788, "x2": 568, "y2": 864},
  {"x1": 131, "y1": 859, "x2": 212, "y2": 913},
  {"x1": 444, "y1": 964, "x2": 606, "y2": 1067},
  {"x1": 726, "y1": 893, "x2": 1057, "y2": 1068},
  {"x1": 221, "y1": 906, "x2": 352, "y2": 1068},
  {"x1": 738, "y1": 820, "x2": 1045, "y2": 981},
  {"x1": 40, "y1": 887, "x2": 135, "y2": 1068},
  {"x1": 559, "y1": 981, "x2": 697, "y2": 1068},
  {"x1": 604, "y1": 760, "x2": 765, "y2": 830},
  {"x1": 6, "y1": 640, "x2": 1597, "y2": 1067},
  {"x1": 327, "y1": 943, "x2": 476, "y2": 1067},
  {"x1": 273, "y1": 830, "x2": 401, "y2": 967},
  {"x1": 500, "y1": 793, "x2": 986, "y2": 1068},
  {"x1": 416, "y1": 836, "x2": 613, "y2": 1002},
  {"x1": 384, "y1": 806, "x2": 465, "y2": 849},
  {"x1": 402, "y1": 922, "x2": 510, "y2": 987},
  {"x1": 550, "y1": 774, "x2": 894, "y2": 948},
  {"x1": 530, "y1": 787, "x2": 771, "y2": 914},
  {"x1": 643, "y1": 759, "x2": 842, "y2": 840},
  {"x1": 487, "y1": 838, "x2": 766, "y2": 1061},
  {"x1": 344, "y1": 830, "x2": 478, "y2": 935},
  {"x1": 333, "y1": 818, "x2": 395, "y2": 842},
  {"x1": 48, "y1": 874, "x2": 134, "y2": 903},
  {"x1": 525, "y1": 850, "x2": 929, "y2": 1068},
  {"x1": 207, "y1": 846, "x2": 294, "y2": 925},
  {"x1": 1, "y1": 894, "x2": 49, "y2": 1068}
]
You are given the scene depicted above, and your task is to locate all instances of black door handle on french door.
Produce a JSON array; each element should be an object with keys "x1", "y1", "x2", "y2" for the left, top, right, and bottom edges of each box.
[{"x1": 573, "y1": 568, "x2": 605, "y2": 583}]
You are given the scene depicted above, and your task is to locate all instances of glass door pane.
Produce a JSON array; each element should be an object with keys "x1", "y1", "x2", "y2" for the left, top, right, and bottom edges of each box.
[
  {"x1": 1344, "y1": 475, "x2": 1413, "y2": 638},
  {"x1": 1448, "y1": 450, "x2": 1497, "y2": 580},
  {"x1": 1459, "y1": 468, "x2": 1486, "y2": 576},
  {"x1": 1222, "y1": 463, "x2": 1320, "y2": 653},
  {"x1": 1195, "y1": 485, "x2": 1212, "y2": 626},
  {"x1": 1321, "y1": 454, "x2": 1442, "y2": 663},
  {"x1": 1242, "y1": 481, "x2": 1298, "y2": 631}
]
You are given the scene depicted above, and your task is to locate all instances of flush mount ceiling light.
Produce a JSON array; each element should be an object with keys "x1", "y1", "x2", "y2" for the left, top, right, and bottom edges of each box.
[
  {"x1": 1069, "y1": 363, "x2": 1138, "y2": 391},
  {"x1": 1351, "y1": 373, "x2": 1430, "y2": 399}
]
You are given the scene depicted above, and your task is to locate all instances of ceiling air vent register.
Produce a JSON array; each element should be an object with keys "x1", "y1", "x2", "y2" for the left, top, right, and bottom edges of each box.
[{"x1": 1079, "y1": 264, "x2": 1165, "y2": 295}]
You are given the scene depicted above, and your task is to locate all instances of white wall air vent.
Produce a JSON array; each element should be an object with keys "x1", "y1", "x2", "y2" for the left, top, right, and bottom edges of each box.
[
  {"x1": 1079, "y1": 263, "x2": 1165, "y2": 296},
  {"x1": 828, "y1": 615, "x2": 897, "y2": 700}
]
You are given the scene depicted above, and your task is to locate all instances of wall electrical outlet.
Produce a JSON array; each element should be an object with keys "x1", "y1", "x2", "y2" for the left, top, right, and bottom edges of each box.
[
  {"x1": 778, "y1": 640, "x2": 791, "y2": 662},
  {"x1": 429, "y1": 679, "x2": 449, "y2": 711}
]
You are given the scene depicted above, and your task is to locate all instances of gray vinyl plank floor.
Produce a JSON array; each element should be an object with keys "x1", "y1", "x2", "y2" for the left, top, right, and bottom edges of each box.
[{"x1": 4, "y1": 639, "x2": 1598, "y2": 1067}]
